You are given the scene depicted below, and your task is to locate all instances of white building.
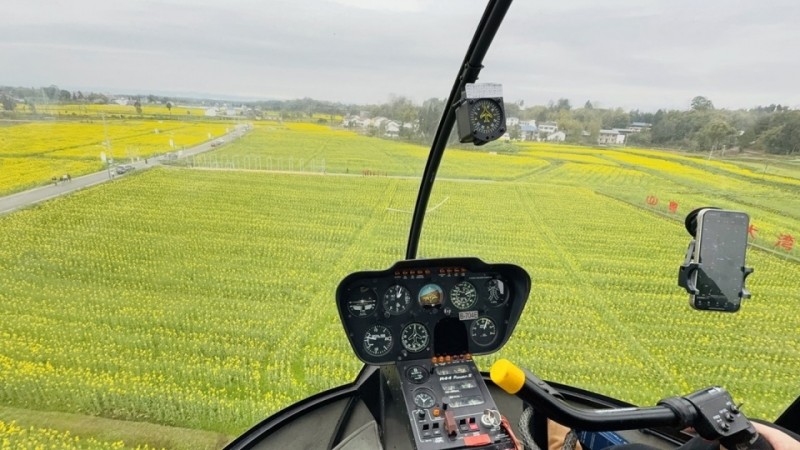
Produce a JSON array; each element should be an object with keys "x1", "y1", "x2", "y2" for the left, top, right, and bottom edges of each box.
[
  {"x1": 385, "y1": 121, "x2": 400, "y2": 137},
  {"x1": 506, "y1": 117, "x2": 520, "y2": 127},
  {"x1": 546, "y1": 131, "x2": 566, "y2": 142},
  {"x1": 539, "y1": 122, "x2": 558, "y2": 134},
  {"x1": 598, "y1": 129, "x2": 626, "y2": 145}
]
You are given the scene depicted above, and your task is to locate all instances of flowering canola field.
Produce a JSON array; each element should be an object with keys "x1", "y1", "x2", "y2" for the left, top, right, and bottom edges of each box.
[
  {"x1": 0, "y1": 130, "x2": 798, "y2": 446},
  {"x1": 0, "y1": 420, "x2": 163, "y2": 450},
  {"x1": 0, "y1": 120, "x2": 230, "y2": 195}
]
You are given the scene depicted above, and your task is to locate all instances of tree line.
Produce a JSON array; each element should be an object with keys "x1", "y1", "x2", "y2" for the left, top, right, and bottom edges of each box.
[{"x1": 3, "y1": 84, "x2": 798, "y2": 155}]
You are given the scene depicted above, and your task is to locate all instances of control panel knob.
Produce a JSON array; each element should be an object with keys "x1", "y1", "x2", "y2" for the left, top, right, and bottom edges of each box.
[{"x1": 480, "y1": 409, "x2": 501, "y2": 428}]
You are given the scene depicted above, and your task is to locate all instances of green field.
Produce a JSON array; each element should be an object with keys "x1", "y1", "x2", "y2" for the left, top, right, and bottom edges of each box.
[{"x1": 0, "y1": 127, "x2": 798, "y2": 448}]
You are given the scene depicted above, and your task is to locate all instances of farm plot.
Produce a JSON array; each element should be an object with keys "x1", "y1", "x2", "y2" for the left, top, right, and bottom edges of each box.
[
  {"x1": 0, "y1": 165, "x2": 797, "y2": 441},
  {"x1": 0, "y1": 120, "x2": 230, "y2": 195}
]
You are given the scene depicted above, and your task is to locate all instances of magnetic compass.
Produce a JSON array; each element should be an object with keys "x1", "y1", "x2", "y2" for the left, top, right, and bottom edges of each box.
[{"x1": 456, "y1": 96, "x2": 506, "y2": 145}]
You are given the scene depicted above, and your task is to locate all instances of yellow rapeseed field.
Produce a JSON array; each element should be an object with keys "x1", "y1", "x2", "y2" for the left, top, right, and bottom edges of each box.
[{"x1": 0, "y1": 120, "x2": 230, "y2": 195}]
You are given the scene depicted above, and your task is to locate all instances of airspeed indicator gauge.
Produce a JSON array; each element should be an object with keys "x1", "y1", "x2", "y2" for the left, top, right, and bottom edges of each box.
[
  {"x1": 383, "y1": 285, "x2": 412, "y2": 315},
  {"x1": 363, "y1": 325, "x2": 393, "y2": 357}
]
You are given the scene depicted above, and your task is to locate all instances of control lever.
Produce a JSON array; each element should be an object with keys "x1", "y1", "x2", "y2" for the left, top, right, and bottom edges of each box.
[{"x1": 490, "y1": 359, "x2": 774, "y2": 450}]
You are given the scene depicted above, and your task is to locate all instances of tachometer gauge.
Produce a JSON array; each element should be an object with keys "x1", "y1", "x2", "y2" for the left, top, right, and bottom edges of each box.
[
  {"x1": 486, "y1": 278, "x2": 509, "y2": 306},
  {"x1": 470, "y1": 317, "x2": 497, "y2": 346},
  {"x1": 450, "y1": 281, "x2": 477, "y2": 310},
  {"x1": 383, "y1": 285, "x2": 412, "y2": 315},
  {"x1": 413, "y1": 388, "x2": 436, "y2": 408},
  {"x1": 363, "y1": 325, "x2": 393, "y2": 357},
  {"x1": 348, "y1": 286, "x2": 377, "y2": 317},
  {"x1": 400, "y1": 322, "x2": 429, "y2": 353}
]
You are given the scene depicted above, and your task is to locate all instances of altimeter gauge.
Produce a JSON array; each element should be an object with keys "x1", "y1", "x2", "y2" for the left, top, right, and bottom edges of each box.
[
  {"x1": 363, "y1": 324, "x2": 393, "y2": 357},
  {"x1": 400, "y1": 322, "x2": 429, "y2": 353},
  {"x1": 450, "y1": 281, "x2": 477, "y2": 310}
]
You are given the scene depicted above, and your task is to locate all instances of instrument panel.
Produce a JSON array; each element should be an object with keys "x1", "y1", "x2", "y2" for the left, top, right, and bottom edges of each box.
[{"x1": 336, "y1": 257, "x2": 531, "y2": 365}]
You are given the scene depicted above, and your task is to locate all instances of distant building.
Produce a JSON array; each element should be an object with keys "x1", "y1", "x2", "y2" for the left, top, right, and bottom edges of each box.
[
  {"x1": 520, "y1": 124, "x2": 538, "y2": 141},
  {"x1": 598, "y1": 129, "x2": 626, "y2": 145},
  {"x1": 204, "y1": 108, "x2": 218, "y2": 117},
  {"x1": 630, "y1": 122, "x2": 652, "y2": 133},
  {"x1": 506, "y1": 117, "x2": 520, "y2": 127},
  {"x1": 539, "y1": 122, "x2": 558, "y2": 134},
  {"x1": 385, "y1": 121, "x2": 400, "y2": 137},
  {"x1": 546, "y1": 131, "x2": 566, "y2": 142}
]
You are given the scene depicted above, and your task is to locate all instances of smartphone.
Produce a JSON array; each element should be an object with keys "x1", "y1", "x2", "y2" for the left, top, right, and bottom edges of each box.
[{"x1": 690, "y1": 209, "x2": 750, "y2": 312}]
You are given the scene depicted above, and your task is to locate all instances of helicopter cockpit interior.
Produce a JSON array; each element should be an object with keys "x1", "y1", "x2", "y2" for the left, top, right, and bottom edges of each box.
[{"x1": 221, "y1": 0, "x2": 800, "y2": 449}]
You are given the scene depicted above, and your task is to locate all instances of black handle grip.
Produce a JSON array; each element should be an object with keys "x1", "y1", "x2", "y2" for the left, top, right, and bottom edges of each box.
[
  {"x1": 750, "y1": 434, "x2": 775, "y2": 450},
  {"x1": 720, "y1": 433, "x2": 774, "y2": 450}
]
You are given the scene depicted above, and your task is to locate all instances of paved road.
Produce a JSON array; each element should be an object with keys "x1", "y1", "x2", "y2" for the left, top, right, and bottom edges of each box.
[{"x1": 0, "y1": 129, "x2": 248, "y2": 216}]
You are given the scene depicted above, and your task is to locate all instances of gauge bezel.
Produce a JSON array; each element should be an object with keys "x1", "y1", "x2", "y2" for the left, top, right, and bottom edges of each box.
[
  {"x1": 413, "y1": 388, "x2": 436, "y2": 408},
  {"x1": 347, "y1": 286, "x2": 378, "y2": 318},
  {"x1": 469, "y1": 316, "x2": 498, "y2": 347},
  {"x1": 363, "y1": 324, "x2": 393, "y2": 357},
  {"x1": 383, "y1": 284, "x2": 412, "y2": 315},
  {"x1": 450, "y1": 280, "x2": 478, "y2": 310},
  {"x1": 469, "y1": 98, "x2": 504, "y2": 137},
  {"x1": 485, "y1": 278, "x2": 510, "y2": 307},
  {"x1": 400, "y1": 322, "x2": 430, "y2": 353}
]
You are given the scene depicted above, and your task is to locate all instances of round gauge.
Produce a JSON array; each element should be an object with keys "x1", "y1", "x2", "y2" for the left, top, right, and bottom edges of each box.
[
  {"x1": 486, "y1": 278, "x2": 509, "y2": 306},
  {"x1": 470, "y1": 317, "x2": 498, "y2": 347},
  {"x1": 418, "y1": 284, "x2": 444, "y2": 308},
  {"x1": 450, "y1": 281, "x2": 478, "y2": 310},
  {"x1": 400, "y1": 322, "x2": 430, "y2": 353},
  {"x1": 383, "y1": 285, "x2": 412, "y2": 315},
  {"x1": 413, "y1": 388, "x2": 436, "y2": 408},
  {"x1": 348, "y1": 286, "x2": 377, "y2": 317},
  {"x1": 363, "y1": 325, "x2": 393, "y2": 357},
  {"x1": 469, "y1": 98, "x2": 504, "y2": 137},
  {"x1": 405, "y1": 365, "x2": 429, "y2": 384}
]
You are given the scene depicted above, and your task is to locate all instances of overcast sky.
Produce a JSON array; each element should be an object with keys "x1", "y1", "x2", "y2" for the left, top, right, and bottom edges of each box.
[{"x1": 4, "y1": 0, "x2": 800, "y2": 111}]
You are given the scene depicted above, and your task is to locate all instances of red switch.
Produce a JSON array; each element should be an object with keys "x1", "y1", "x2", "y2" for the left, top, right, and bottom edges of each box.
[{"x1": 464, "y1": 434, "x2": 491, "y2": 446}]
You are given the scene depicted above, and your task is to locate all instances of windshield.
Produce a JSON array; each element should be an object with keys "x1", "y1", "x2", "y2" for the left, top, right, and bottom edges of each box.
[{"x1": 1, "y1": 1, "x2": 798, "y2": 448}]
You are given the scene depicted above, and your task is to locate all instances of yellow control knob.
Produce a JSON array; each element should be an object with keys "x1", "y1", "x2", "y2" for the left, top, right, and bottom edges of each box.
[{"x1": 490, "y1": 359, "x2": 525, "y2": 394}]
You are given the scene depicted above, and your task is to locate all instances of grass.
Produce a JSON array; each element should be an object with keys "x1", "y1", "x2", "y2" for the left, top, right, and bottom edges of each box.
[{"x1": 0, "y1": 406, "x2": 230, "y2": 450}]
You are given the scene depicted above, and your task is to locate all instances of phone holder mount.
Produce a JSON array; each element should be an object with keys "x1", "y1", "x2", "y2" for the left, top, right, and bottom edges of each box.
[
  {"x1": 677, "y1": 207, "x2": 754, "y2": 300},
  {"x1": 677, "y1": 239, "x2": 754, "y2": 299}
]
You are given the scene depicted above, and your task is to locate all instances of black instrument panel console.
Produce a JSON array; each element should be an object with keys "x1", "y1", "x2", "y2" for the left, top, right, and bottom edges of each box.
[{"x1": 336, "y1": 257, "x2": 531, "y2": 365}]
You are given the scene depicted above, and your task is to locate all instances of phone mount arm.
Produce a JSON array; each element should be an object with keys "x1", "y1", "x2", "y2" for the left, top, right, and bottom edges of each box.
[{"x1": 677, "y1": 239, "x2": 754, "y2": 299}]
